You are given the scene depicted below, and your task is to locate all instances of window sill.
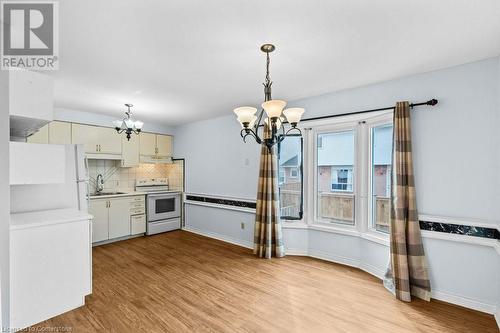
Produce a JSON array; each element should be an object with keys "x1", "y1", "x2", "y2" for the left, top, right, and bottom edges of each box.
[{"x1": 309, "y1": 222, "x2": 360, "y2": 237}]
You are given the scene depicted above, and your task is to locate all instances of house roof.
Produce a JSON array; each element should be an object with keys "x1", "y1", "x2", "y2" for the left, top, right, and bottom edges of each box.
[{"x1": 281, "y1": 155, "x2": 299, "y2": 167}]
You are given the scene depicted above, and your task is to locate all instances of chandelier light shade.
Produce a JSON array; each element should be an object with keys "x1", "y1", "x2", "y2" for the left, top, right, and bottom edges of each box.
[
  {"x1": 233, "y1": 44, "x2": 305, "y2": 149},
  {"x1": 234, "y1": 106, "x2": 257, "y2": 125},
  {"x1": 283, "y1": 108, "x2": 305, "y2": 127},
  {"x1": 114, "y1": 104, "x2": 143, "y2": 141},
  {"x1": 261, "y1": 100, "x2": 287, "y2": 119}
]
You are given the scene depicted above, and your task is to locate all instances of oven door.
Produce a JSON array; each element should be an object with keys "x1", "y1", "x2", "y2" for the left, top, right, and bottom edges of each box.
[{"x1": 147, "y1": 193, "x2": 181, "y2": 222}]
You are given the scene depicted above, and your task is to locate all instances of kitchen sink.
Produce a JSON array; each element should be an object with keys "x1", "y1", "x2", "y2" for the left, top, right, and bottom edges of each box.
[{"x1": 91, "y1": 192, "x2": 127, "y2": 196}]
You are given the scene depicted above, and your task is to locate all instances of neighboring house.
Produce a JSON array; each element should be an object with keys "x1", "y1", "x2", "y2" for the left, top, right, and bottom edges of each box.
[{"x1": 279, "y1": 155, "x2": 300, "y2": 186}]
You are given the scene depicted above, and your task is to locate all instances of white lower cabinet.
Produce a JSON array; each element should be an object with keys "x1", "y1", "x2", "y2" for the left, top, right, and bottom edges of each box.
[
  {"x1": 89, "y1": 199, "x2": 109, "y2": 243},
  {"x1": 131, "y1": 214, "x2": 146, "y2": 235},
  {"x1": 89, "y1": 195, "x2": 146, "y2": 244},
  {"x1": 108, "y1": 197, "x2": 132, "y2": 239}
]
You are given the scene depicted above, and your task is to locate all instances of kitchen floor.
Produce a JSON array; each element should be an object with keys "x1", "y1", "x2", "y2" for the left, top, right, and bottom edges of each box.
[{"x1": 34, "y1": 231, "x2": 497, "y2": 332}]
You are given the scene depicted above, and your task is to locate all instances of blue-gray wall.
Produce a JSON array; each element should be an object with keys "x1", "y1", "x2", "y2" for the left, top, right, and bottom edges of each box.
[{"x1": 175, "y1": 57, "x2": 500, "y2": 316}]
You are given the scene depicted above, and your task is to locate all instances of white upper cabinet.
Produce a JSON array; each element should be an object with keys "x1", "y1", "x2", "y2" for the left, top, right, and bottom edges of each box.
[
  {"x1": 72, "y1": 124, "x2": 121, "y2": 155},
  {"x1": 48, "y1": 121, "x2": 72, "y2": 144},
  {"x1": 72, "y1": 124, "x2": 100, "y2": 153},
  {"x1": 97, "y1": 127, "x2": 122, "y2": 154},
  {"x1": 27, "y1": 124, "x2": 49, "y2": 144},
  {"x1": 140, "y1": 133, "x2": 173, "y2": 162},
  {"x1": 121, "y1": 132, "x2": 140, "y2": 167},
  {"x1": 156, "y1": 134, "x2": 173, "y2": 157},
  {"x1": 139, "y1": 133, "x2": 157, "y2": 156}
]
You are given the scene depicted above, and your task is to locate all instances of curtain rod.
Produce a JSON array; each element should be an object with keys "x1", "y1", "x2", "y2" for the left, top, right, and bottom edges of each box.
[
  {"x1": 297, "y1": 98, "x2": 438, "y2": 124},
  {"x1": 257, "y1": 99, "x2": 438, "y2": 127}
]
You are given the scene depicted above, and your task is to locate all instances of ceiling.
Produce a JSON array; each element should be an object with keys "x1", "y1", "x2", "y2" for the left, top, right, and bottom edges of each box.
[{"x1": 52, "y1": 0, "x2": 500, "y2": 126}]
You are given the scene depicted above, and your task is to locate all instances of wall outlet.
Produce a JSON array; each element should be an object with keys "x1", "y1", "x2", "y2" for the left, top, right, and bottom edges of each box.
[{"x1": 241, "y1": 222, "x2": 245, "y2": 229}]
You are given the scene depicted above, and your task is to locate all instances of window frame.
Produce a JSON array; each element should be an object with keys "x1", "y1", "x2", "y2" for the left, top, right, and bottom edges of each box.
[
  {"x1": 367, "y1": 115, "x2": 394, "y2": 235},
  {"x1": 293, "y1": 111, "x2": 393, "y2": 244},
  {"x1": 313, "y1": 122, "x2": 358, "y2": 227},
  {"x1": 278, "y1": 134, "x2": 304, "y2": 221}
]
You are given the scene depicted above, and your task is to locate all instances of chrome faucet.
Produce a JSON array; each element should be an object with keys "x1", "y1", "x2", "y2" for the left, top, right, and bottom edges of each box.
[{"x1": 96, "y1": 174, "x2": 104, "y2": 193}]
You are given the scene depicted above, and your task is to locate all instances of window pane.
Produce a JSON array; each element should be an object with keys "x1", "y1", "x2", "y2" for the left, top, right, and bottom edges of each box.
[
  {"x1": 372, "y1": 124, "x2": 393, "y2": 233},
  {"x1": 317, "y1": 130, "x2": 355, "y2": 225},
  {"x1": 278, "y1": 136, "x2": 303, "y2": 220}
]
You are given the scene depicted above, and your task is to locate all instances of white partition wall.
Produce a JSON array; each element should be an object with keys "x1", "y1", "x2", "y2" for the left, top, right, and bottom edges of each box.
[{"x1": 0, "y1": 69, "x2": 11, "y2": 330}]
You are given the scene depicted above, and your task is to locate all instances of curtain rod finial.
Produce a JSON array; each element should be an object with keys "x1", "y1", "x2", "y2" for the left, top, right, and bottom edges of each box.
[{"x1": 427, "y1": 99, "x2": 438, "y2": 106}]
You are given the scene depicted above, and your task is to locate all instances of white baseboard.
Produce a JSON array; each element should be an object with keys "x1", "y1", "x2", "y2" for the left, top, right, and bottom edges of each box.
[
  {"x1": 182, "y1": 226, "x2": 253, "y2": 249},
  {"x1": 285, "y1": 248, "x2": 308, "y2": 256},
  {"x1": 307, "y1": 249, "x2": 360, "y2": 269},
  {"x1": 431, "y1": 290, "x2": 497, "y2": 315}
]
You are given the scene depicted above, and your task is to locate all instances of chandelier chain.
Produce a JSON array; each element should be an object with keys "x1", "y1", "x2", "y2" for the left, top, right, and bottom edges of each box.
[{"x1": 265, "y1": 52, "x2": 270, "y2": 85}]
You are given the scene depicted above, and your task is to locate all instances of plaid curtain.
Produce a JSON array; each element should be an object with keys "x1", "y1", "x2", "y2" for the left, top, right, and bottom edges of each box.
[
  {"x1": 253, "y1": 124, "x2": 285, "y2": 258},
  {"x1": 387, "y1": 101, "x2": 431, "y2": 302}
]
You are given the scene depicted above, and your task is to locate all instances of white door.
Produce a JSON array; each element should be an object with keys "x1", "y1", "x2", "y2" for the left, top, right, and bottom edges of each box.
[
  {"x1": 130, "y1": 214, "x2": 146, "y2": 235},
  {"x1": 122, "y1": 133, "x2": 140, "y2": 167},
  {"x1": 72, "y1": 124, "x2": 99, "y2": 153},
  {"x1": 108, "y1": 198, "x2": 131, "y2": 239},
  {"x1": 49, "y1": 121, "x2": 72, "y2": 144},
  {"x1": 98, "y1": 127, "x2": 122, "y2": 154},
  {"x1": 89, "y1": 199, "x2": 108, "y2": 242},
  {"x1": 156, "y1": 134, "x2": 172, "y2": 157},
  {"x1": 140, "y1": 132, "x2": 157, "y2": 156}
]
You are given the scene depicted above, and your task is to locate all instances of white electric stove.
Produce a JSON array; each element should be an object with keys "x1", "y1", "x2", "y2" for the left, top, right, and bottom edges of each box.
[{"x1": 135, "y1": 178, "x2": 181, "y2": 235}]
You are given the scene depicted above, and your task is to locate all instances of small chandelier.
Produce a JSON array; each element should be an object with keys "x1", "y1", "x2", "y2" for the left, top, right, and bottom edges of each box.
[
  {"x1": 234, "y1": 44, "x2": 305, "y2": 149},
  {"x1": 113, "y1": 104, "x2": 144, "y2": 141}
]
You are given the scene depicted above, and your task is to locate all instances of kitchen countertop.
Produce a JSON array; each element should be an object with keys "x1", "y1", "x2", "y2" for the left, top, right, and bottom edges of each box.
[{"x1": 89, "y1": 190, "x2": 182, "y2": 200}]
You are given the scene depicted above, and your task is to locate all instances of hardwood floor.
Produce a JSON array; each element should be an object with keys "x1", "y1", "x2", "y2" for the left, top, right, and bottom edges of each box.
[{"x1": 36, "y1": 231, "x2": 497, "y2": 333}]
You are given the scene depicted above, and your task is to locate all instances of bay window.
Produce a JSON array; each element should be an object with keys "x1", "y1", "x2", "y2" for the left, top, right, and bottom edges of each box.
[{"x1": 277, "y1": 111, "x2": 393, "y2": 240}]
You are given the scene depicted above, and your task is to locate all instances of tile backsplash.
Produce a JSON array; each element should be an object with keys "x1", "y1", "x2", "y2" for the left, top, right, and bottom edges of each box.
[{"x1": 88, "y1": 160, "x2": 183, "y2": 193}]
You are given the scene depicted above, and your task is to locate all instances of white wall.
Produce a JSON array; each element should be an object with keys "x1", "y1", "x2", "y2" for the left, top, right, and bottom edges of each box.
[
  {"x1": 0, "y1": 71, "x2": 11, "y2": 329},
  {"x1": 54, "y1": 107, "x2": 175, "y2": 136},
  {"x1": 174, "y1": 115, "x2": 260, "y2": 199},
  {"x1": 176, "y1": 56, "x2": 500, "y2": 316}
]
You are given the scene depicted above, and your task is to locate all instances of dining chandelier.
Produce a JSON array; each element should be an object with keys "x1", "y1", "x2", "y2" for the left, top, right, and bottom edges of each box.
[
  {"x1": 233, "y1": 44, "x2": 305, "y2": 149},
  {"x1": 113, "y1": 103, "x2": 144, "y2": 141}
]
